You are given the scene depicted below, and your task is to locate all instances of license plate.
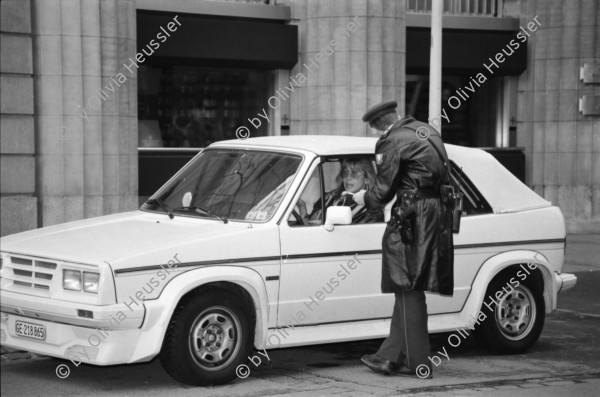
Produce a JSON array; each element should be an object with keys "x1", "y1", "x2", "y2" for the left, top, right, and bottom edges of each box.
[{"x1": 15, "y1": 321, "x2": 46, "y2": 341}]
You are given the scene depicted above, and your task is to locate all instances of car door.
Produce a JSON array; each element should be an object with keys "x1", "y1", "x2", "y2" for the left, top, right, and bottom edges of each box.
[
  {"x1": 424, "y1": 161, "x2": 496, "y2": 316},
  {"x1": 276, "y1": 157, "x2": 394, "y2": 328}
]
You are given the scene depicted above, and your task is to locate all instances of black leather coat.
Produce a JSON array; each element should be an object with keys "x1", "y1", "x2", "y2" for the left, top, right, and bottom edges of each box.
[{"x1": 365, "y1": 117, "x2": 454, "y2": 296}]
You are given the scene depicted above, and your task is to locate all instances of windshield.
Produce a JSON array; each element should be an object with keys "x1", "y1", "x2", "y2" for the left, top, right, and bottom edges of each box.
[{"x1": 141, "y1": 148, "x2": 303, "y2": 222}]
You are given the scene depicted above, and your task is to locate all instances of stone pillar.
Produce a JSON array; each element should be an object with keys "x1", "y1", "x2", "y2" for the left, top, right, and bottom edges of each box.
[
  {"x1": 0, "y1": 0, "x2": 37, "y2": 236},
  {"x1": 31, "y1": 0, "x2": 138, "y2": 228},
  {"x1": 515, "y1": 0, "x2": 600, "y2": 233},
  {"x1": 284, "y1": 0, "x2": 406, "y2": 137}
]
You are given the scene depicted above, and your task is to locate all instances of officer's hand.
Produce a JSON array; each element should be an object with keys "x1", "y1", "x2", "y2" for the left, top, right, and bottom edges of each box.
[{"x1": 353, "y1": 190, "x2": 366, "y2": 206}]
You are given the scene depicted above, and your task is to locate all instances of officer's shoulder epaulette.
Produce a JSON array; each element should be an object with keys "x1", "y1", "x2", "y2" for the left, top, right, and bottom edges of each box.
[{"x1": 384, "y1": 125, "x2": 416, "y2": 141}]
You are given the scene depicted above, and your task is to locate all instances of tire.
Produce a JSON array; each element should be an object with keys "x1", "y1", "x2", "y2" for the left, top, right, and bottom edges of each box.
[
  {"x1": 475, "y1": 270, "x2": 545, "y2": 354},
  {"x1": 160, "y1": 290, "x2": 253, "y2": 386}
]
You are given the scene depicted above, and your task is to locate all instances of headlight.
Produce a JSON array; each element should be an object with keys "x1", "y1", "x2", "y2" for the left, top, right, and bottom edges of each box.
[
  {"x1": 63, "y1": 269, "x2": 82, "y2": 291},
  {"x1": 83, "y1": 272, "x2": 100, "y2": 294},
  {"x1": 63, "y1": 270, "x2": 100, "y2": 293}
]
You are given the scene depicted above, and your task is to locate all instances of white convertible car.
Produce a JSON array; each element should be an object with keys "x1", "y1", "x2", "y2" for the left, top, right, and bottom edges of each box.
[{"x1": 0, "y1": 136, "x2": 576, "y2": 385}]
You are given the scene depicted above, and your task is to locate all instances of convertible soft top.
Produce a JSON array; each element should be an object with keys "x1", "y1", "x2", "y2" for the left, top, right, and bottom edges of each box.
[
  {"x1": 446, "y1": 145, "x2": 551, "y2": 214},
  {"x1": 215, "y1": 135, "x2": 551, "y2": 214}
]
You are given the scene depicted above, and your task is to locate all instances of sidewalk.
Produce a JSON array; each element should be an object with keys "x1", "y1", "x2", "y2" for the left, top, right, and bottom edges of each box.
[{"x1": 563, "y1": 233, "x2": 600, "y2": 273}]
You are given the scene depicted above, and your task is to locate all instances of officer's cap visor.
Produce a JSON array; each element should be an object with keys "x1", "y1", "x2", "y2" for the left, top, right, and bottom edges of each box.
[{"x1": 362, "y1": 100, "x2": 398, "y2": 123}]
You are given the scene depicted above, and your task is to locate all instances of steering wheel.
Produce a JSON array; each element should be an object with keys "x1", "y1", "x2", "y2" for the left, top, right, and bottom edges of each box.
[{"x1": 291, "y1": 209, "x2": 305, "y2": 225}]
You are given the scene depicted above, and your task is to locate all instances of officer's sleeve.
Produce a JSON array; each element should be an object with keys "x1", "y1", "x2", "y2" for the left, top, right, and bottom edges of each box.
[{"x1": 364, "y1": 139, "x2": 407, "y2": 208}]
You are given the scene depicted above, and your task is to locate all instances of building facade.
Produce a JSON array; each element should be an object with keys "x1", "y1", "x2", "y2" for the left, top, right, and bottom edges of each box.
[{"x1": 1, "y1": 0, "x2": 598, "y2": 236}]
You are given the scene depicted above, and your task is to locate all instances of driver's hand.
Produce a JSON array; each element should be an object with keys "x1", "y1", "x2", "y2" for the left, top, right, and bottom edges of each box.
[
  {"x1": 296, "y1": 198, "x2": 308, "y2": 218},
  {"x1": 293, "y1": 198, "x2": 310, "y2": 225}
]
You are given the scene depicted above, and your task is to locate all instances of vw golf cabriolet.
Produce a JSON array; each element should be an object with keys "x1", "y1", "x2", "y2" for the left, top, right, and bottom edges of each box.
[{"x1": 0, "y1": 136, "x2": 576, "y2": 385}]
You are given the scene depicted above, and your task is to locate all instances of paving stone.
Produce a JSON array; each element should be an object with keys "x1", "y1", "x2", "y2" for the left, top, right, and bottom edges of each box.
[
  {"x1": 526, "y1": 378, "x2": 547, "y2": 383},
  {"x1": 304, "y1": 376, "x2": 336, "y2": 384},
  {"x1": 520, "y1": 382, "x2": 544, "y2": 388},
  {"x1": 310, "y1": 387, "x2": 350, "y2": 394},
  {"x1": 335, "y1": 391, "x2": 376, "y2": 397},
  {"x1": 494, "y1": 384, "x2": 520, "y2": 390},
  {"x1": 543, "y1": 380, "x2": 577, "y2": 386}
]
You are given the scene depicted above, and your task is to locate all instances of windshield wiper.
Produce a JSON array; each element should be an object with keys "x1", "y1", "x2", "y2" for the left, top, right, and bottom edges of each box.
[
  {"x1": 171, "y1": 206, "x2": 228, "y2": 224},
  {"x1": 145, "y1": 198, "x2": 174, "y2": 219}
]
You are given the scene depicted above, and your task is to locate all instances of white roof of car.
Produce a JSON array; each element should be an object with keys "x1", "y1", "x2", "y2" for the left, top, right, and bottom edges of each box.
[
  {"x1": 446, "y1": 144, "x2": 551, "y2": 214},
  {"x1": 212, "y1": 135, "x2": 551, "y2": 213},
  {"x1": 213, "y1": 135, "x2": 377, "y2": 155}
]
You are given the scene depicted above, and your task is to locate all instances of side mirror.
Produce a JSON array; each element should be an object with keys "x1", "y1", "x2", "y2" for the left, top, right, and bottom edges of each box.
[{"x1": 324, "y1": 206, "x2": 352, "y2": 231}]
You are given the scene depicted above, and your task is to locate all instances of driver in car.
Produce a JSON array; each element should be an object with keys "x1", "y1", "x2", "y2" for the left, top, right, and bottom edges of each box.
[{"x1": 296, "y1": 158, "x2": 383, "y2": 224}]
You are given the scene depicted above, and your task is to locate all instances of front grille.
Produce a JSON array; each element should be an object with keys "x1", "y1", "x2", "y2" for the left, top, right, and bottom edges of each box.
[
  {"x1": 36, "y1": 261, "x2": 57, "y2": 269},
  {"x1": 35, "y1": 273, "x2": 53, "y2": 280},
  {"x1": 6, "y1": 255, "x2": 58, "y2": 295},
  {"x1": 11, "y1": 257, "x2": 32, "y2": 266},
  {"x1": 14, "y1": 269, "x2": 33, "y2": 277}
]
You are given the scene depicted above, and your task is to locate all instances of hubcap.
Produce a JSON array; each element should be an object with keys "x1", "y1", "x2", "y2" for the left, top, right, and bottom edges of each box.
[
  {"x1": 189, "y1": 306, "x2": 241, "y2": 370},
  {"x1": 495, "y1": 285, "x2": 536, "y2": 341}
]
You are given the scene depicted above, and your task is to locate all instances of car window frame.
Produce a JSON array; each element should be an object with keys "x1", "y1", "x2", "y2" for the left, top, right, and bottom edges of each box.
[
  {"x1": 283, "y1": 159, "x2": 325, "y2": 227},
  {"x1": 284, "y1": 154, "x2": 385, "y2": 227},
  {"x1": 450, "y1": 160, "x2": 493, "y2": 216},
  {"x1": 141, "y1": 147, "x2": 306, "y2": 224}
]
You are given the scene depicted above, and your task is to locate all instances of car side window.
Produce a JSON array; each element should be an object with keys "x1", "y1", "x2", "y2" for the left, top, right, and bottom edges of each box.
[
  {"x1": 289, "y1": 157, "x2": 384, "y2": 226},
  {"x1": 450, "y1": 161, "x2": 492, "y2": 215},
  {"x1": 289, "y1": 166, "x2": 323, "y2": 226}
]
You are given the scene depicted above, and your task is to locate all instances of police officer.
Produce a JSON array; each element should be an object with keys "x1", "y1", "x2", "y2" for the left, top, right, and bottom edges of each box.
[{"x1": 353, "y1": 101, "x2": 454, "y2": 378}]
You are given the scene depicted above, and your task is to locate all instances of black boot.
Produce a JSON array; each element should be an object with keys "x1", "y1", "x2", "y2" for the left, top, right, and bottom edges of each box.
[{"x1": 360, "y1": 354, "x2": 396, "y2": 375}]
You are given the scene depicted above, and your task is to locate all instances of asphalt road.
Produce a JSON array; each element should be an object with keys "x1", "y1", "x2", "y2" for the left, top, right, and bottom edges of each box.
[{"x1": 2, "y1": 268, "x2": 599, "y2": 397}]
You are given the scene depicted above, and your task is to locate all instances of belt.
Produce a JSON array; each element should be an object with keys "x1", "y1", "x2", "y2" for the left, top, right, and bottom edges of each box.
[{"x1": 400, "y1": 188, "x2": 441, "y2": 201}]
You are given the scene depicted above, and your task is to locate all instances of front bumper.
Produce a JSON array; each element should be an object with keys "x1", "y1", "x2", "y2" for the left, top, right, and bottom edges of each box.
[
  {"x1": 0, "y1": 289, "x2": 150, "y2": 365},
  {"x1": 0, "y1": 312, "x2": 149, "y2": 365},
  {"x1": 0, "y1": 290, "x2": 144, "y2": 329}
]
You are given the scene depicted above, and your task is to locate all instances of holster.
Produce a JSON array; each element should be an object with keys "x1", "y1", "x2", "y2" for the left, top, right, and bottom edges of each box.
[
  {"x1": 390, "y1": 205, "x2": 416, "y2": 244},
  {"x1": 441, "y1": 184, "x2": 463, "y2": 233}
]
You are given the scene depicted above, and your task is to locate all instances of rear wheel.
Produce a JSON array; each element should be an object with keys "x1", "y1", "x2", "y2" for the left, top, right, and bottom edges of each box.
[
  {"x1": 160, "y1": 291, "x2": 253, "y2": 386},
  {"x1": 476, "y1": 271, "x2": 545, "y2": 353}
]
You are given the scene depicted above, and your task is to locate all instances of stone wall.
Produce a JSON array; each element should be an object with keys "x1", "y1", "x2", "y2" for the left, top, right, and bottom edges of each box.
[
  {"x1": 0, "y1": 0, "x2": 37, "y2": 236},
  {"x1": 513, "y1": 0, "x2": 600, "y2": 233},
  {"x1": 282, "y1": 0, "x2": 406, "y2": 137},
  {"x1": 0, "y1": 0, "x2": 139, "y2": 237}
]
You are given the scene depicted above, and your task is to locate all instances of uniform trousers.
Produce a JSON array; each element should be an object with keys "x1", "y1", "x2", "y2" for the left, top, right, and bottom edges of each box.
[{"x1": 376, "y1": 290, "x2": 430, "y2": 370}]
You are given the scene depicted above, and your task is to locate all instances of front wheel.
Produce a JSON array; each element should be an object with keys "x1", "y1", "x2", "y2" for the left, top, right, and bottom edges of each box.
[
  {"x1": 160, "y1": 291, "x2": 253, "y2": 386},
  {"x1": 476, "y1": 271, "x2": 545, "y2": 354}
]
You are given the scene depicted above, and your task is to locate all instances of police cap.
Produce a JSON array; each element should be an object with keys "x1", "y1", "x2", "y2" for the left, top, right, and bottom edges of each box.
[{"x1": 361, "y1": 100, "x2": 398, "y2": 123}]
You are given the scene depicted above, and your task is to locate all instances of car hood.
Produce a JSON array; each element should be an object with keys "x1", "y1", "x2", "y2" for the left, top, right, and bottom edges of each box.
[{"x1": 0, "y1": 211, "x2": 260, "y2": 268}]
